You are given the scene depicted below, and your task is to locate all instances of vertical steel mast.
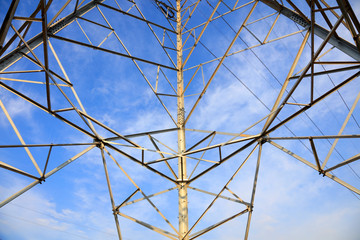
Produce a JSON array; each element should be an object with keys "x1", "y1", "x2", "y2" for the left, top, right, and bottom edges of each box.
[{"x1": 176, "y1": 0, "x2": 189, "y2": 239}]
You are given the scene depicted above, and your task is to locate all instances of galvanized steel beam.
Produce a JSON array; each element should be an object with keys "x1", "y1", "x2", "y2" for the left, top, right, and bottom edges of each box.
[
  {"x1": 0, "y1": 0, "x2": 104, "y2": 71},
  {"x1": 259, "y1": 0, "x2": 360, "y2": 60}
]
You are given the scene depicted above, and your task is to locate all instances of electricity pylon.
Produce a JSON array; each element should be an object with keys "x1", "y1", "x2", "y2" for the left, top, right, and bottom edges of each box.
[{"x1": 0, "y1": 0, "x2": 360, "y2": 239}]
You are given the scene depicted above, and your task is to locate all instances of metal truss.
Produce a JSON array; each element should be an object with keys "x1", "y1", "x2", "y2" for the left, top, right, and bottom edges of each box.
[{"x1": 0, "y1": 0, "x2": 359, "y2": 239}]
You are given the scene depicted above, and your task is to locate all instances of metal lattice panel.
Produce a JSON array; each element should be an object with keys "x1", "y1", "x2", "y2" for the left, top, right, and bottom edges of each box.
[{"x1": 0, "y1": 0, "x2": 359, "y2": 239}]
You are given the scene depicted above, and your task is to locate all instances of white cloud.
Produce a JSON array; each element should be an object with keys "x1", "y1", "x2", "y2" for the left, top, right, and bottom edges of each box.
[
  {"x1": 0, "y1": 92, "x2": 33, "y2": 127},
  {"x1": 0, "y1": 163, "x2": 119, "y2": 240}
]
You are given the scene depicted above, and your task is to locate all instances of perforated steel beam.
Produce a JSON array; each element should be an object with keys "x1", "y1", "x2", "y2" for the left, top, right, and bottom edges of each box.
[
  {"x1": 0, "y1": 0, "x2": 104, "y2": 71},
  {"x1": 259, "y1": 0, "x2": 360, "y2": 61}
]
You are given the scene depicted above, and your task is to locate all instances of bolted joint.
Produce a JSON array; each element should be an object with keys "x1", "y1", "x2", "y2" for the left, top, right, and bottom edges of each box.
[
  {"x1": 177, "y1": 178, "x2": 189, "y2": 184},
  {"x1": 353, "y1": 34, "x2": 360, "y2": 44},
  {"x1": 258, "y1": 136, "x2": 268, "y2": 145},
  {"x1": 318, "y1": 169, "x2": 326, "y2": 177},
  {"x1": 94, "y1": 138, "x2": 105, "y2": 149},
  {"x1": 39, "y1": 176, "x2": 46, "y2": 184},
  {"x1": 112, "y1": 208, "x2": 119, "y2": 215},
  {"x1": 177, "y1": 107, "x2": 185, "y2": 126}
]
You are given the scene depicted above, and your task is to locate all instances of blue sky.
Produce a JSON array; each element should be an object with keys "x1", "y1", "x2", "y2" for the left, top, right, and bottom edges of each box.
[{"x1": 0, "y1": 0, "x2": 360, "y2": 239}]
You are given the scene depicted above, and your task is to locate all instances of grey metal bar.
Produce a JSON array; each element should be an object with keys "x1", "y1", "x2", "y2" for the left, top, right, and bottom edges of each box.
[
  {"x1": 0, "y1": 0, "x2": 104, "y2": 71},
  {"x1": 258, "y1": 0, "x2": 360, "y2": 60}
]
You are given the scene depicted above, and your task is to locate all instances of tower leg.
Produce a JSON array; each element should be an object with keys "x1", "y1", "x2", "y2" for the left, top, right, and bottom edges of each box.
[{"x1": 176, "y1": 0, "x2": 189, "y2": 239}]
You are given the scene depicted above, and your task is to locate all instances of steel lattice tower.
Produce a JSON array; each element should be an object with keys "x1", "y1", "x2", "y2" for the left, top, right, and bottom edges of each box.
[{"x1": 0, "y1": 0, "x2": 360, "y2": 239}]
